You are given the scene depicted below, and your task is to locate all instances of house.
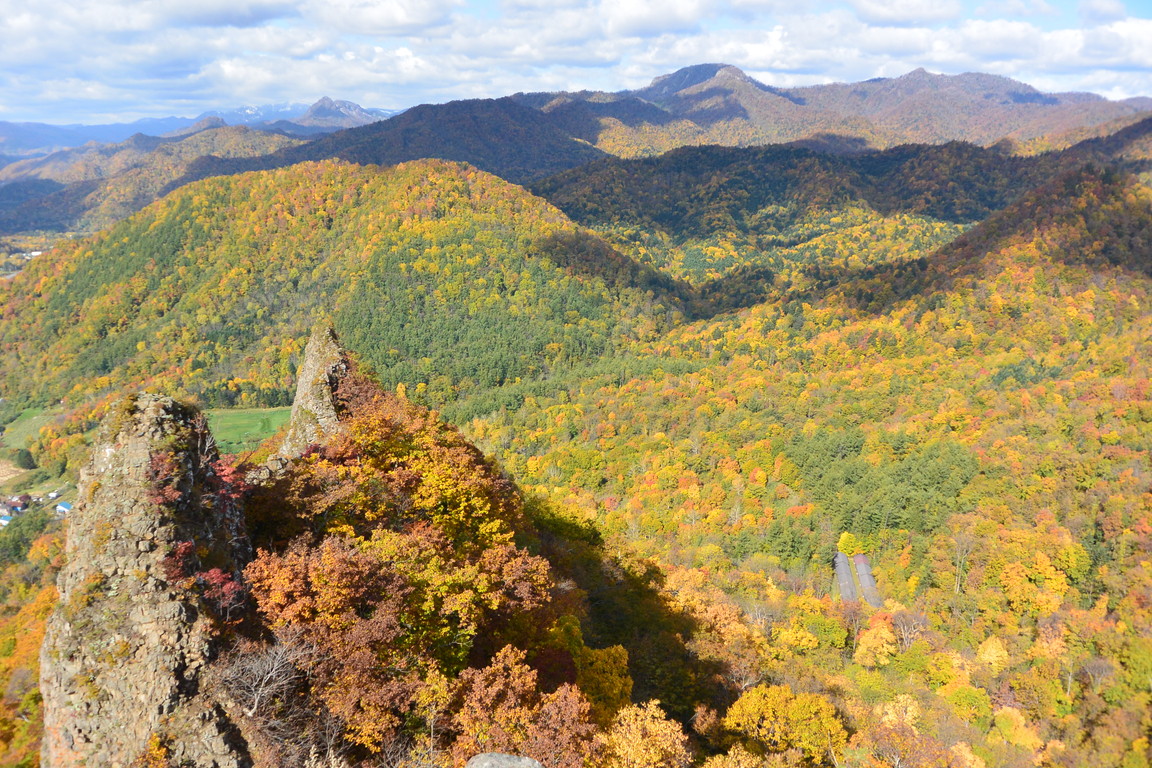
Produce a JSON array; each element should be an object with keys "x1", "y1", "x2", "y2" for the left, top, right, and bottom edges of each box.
[
  {"x1": 0, "y1": 516, "x2": 11, "y2": 527},
  {"x1": 55, "y1": 502, "x2": 73, "y2": 516}
]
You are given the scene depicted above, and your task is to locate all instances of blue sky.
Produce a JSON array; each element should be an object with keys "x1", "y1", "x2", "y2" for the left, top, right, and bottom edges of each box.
[{"x1": 0, "y1": 0, "x2": 1149, "y2": 123}]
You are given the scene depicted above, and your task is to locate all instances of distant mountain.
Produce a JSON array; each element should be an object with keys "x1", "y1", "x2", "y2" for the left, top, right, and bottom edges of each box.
[
  {"x1": 196, "y1": 102, "x2": 311, "y2": 126},
  {"x1": 198, "y1": 98, "x2": 399, "y2": 129},
  {"x1": 161, "y1": 116, "x2": 228, "y2": 138},
  {"x1": 513, "y1": 64, "x2": 1152, "y2": 157},
  {"x1": 0, "y1": 116, "x2": 199, "y2": 157},
  {"x1": 0, "y1": 98, "x2": 399, "y2": 158},
  {"x1": 3, "y1": 66, "x2": 1149, "y2": 238},
  {"x1": 788, "y1": 67, "x2": 1152, "y2": 146},
  {"x1": 0, "y1": 125, "x2": 303, "y2": 233},
  {"x1": 201, "y1": 97, "x2": 400, "y2": 138},
  {"x1": 293, "y1": 96, "x2": 396, "y2": 128}
]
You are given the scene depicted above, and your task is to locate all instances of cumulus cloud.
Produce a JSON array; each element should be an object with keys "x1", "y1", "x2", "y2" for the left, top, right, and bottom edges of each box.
[
  {"x1": 849, "y1": 0, "x2": 964, "y2": 25},
  {"x1": 976, "y1": 0, "x2": 1056, "y2": 17},
  {"x1": 956, "y1": 19, "x2": 1045, "y2": 59},
  {"x1": 601, "y1": 0, "x2": 713, "y2": 37},
  {"x1": 300, "y1": 0, "x2": 460, "y2": 35},
  {"x1": 151, "y1": 0, "x2": 300, "y2": 29},
  {"x1": 1079, "y1": 0, "x2": 1127, "y2": 23},
  {"x1": 0, "y1": 0, "x2": 1148, "y2": 123}
]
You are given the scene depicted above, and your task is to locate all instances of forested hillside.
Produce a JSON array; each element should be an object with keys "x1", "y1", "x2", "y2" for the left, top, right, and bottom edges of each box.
[
  {"x1": 532, "y1": 141, "x2": 1070, "y2": 283},
  {"x1": 0, "y1": 159, "x2": 684, "y2": 426},
  {"x1": 465, "y1": 167, "x2": 1152, "y2": 767},
  {"x1": 0, "y1": 85, "x2": 1148, "y2": 767}
]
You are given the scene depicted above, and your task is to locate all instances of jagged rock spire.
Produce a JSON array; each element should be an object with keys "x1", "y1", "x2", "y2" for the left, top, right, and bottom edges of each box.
[
  {"x1": 41, "y1": 394, "x2": 249, "y2": 768},
  {"x1": 276, "y1": 324, "x2": 348, "y2": 460}
]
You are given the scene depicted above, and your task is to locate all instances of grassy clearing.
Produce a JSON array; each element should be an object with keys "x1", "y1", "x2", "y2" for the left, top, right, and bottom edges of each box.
[
  {"x1": 206, "y1": 407, "x2": 292, "y2": 455},
  {"x1": 0, "y1": 407, "x2": 57, "y2": 450}
]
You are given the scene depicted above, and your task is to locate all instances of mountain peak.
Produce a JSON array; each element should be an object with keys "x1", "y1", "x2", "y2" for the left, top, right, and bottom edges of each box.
[
  {"x1": 161, "y1": 115, "x2": 227, "y2": 138},
  {"x1": 640, "y1": 63, "x2": 753, "y2": 96},
  {"x1": 295, "y1": 97, "x2": 386, "y2": 128}
]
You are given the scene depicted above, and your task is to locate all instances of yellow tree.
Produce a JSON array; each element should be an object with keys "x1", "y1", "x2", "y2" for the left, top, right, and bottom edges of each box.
[
  {"x1": 854, "y1": 614, "x2": 897, "y2": 668},
  {"x1": 600, "y1": 700, "x2": 692, "y2": 768},
  {"x1": 724, "y1": 684, "x2": 847, "y2": 764}
]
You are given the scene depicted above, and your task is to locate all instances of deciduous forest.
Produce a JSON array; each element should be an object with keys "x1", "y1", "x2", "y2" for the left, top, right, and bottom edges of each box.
[{"x1": 0, "y1": 67, "x2": 1149, "y2": 768}]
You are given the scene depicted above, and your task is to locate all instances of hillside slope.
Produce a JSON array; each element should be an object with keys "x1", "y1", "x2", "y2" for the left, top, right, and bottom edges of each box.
[
  {"x1": 175, "y1": 97, "x2": 609, "y2": 190},
  {"x1": 469, "y1": 168, "x2": 1152, "y2": 767},
  {"x1": 0, "y1": 158, "x2": 685, "y2": 415},
  {"x1": 532, "y1": 141, "x2": 1069, "y2": 283}
]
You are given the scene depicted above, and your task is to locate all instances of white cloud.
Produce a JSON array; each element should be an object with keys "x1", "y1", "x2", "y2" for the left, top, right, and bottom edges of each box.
[
  {"x1": 0, "y1": 0, "x2": 1150, "y2": 122},
  {"x1": 1079, "y1": 0, "x2": 1127, "y2": 23},
  {"x1": 150, "y1": 0, "x2": 300, "y2": 28},
  {"x1": 976, "y1": 0, "x2": 1055, "y2": 18},
  {"x1": 300, "y1": 0, "x2": 461, "y2": 35},
  {"x1": 956, "y1": 19, "x2": 1044, "y2": 59},
  {"x1": 848, "y1": 19, "x2": 936, "y2": 56},
  {"x1": 600, "y1": 0, "x2": 713, "y2": 37},
  {"x1": 849, "y1": 0, "x2": 964, "y2": 26}
]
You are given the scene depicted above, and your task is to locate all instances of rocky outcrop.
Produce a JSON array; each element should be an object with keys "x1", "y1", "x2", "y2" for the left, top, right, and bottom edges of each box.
[
  {"x1": 276, "y1": 324, "x2": 348, "y2": 461},
  {"x1": 466, "y1": 755, "x2": 545, "y2": 768},
  {"x1": 41, "y1": 394, "x2": 250, "y2": 768}
]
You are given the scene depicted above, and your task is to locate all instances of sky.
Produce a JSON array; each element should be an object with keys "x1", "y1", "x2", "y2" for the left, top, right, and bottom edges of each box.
[{"x1": 1, "y1": 0, "x2": 1150, "y2": 124}]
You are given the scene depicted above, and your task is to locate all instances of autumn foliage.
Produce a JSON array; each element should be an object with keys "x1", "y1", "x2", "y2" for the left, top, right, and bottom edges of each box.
[{"x1": 240, "y1": 365, "x2": 646, "y2": 762}]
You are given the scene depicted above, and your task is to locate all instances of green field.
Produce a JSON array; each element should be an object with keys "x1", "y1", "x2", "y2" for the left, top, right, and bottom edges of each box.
[
  {"x1": 0, "y1": 407, "x2": 55, "y2": 450},
  {"x1": 205, "y1": 407, "x2": 292, "y2": 455}
]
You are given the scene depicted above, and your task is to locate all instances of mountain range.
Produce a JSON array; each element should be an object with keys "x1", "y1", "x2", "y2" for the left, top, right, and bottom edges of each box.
[
  {"x1": 0, "y1": 97, "x2": 398, "y2": 159},
  {"x1": 516, "y1": 63, "x2": 1152, "y2": 156},
  {"x1": 1, "y1": 64, "x2": 1150, "y2": 240},
  {"x1": 0, "y1": 62, "x2": 1149, "y2": 768}
]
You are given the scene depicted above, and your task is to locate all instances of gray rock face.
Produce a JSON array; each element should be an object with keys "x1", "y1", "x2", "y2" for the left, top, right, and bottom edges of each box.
[
  {"x1": 276, "y1": 324, "x2": 347, "y2": 460},
  {"x1": 41, "y1": 394, "x2": 250, "y2": 768},
  {"x1": 466, "y1": 754, "x2": 546, "y2": 768}
]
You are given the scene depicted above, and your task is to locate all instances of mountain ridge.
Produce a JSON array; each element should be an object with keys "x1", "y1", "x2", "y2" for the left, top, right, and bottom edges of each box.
[
  {"x1": 513, "y1": 64, "x2": 1152, "y2": 157},
  {"x1": 0, "y1": 158, "x2": 684, "y2": 418},
  {"x1": 3, "y1": 65, "x2": 1150, "y2": 239},
  {"x1": 0, "y1": 97, "x2": 398, "y2": 158}
]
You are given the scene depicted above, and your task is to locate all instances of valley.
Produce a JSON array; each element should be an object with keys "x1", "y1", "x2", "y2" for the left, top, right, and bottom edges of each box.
[{"x1": 0, "y1": 63, "x2": 1148, "y2": 768}]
